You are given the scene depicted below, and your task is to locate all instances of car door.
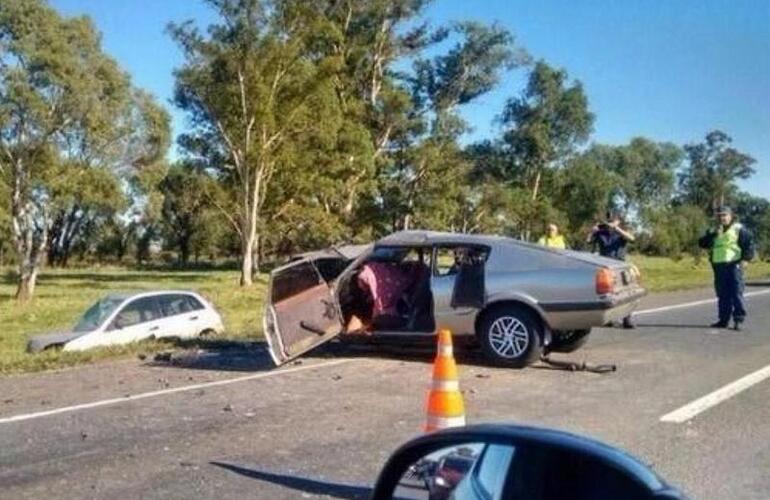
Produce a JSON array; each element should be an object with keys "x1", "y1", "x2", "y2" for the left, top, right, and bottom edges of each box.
[
  {"x1": 431, "y1": 246, "x2": 488, "y2": 331},
  {"x1": 156, "y1": 293, "x2": 200, "y2": 338},
  {"x1": 264, "y1": 257, "x2": 344, "y2": 365},
  {"x1": 106, "y1": 296, "x2": 164, "y2": 345}
]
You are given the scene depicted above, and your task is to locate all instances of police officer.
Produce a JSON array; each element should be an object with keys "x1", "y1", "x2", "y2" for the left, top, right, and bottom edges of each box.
[
  {"x1": 538, "y1": 223, "x2": 567, "y2": 249},
  {"x1": 587, "y1": 211, "x2": 636, "y2": 329},
  {"x1": 698, "y1": 206, "x2": 755, "y2": 330}
]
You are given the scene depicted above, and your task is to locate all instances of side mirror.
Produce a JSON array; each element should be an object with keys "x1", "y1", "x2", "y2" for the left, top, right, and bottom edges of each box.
[{"x1": 371, "y1": 424, "x2": 687, "y2": 500}]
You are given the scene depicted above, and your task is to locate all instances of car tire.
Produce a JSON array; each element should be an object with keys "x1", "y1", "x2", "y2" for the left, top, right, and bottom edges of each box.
[
  {"x1": 199, "y1": 329, "x2": 216, "y2": 337},
  {"x1": 478, "y1": 305, "x2": 543, "y2": 368},
  {"x1": 547, "y1": 329, "x2": 591, "y2": 353}
]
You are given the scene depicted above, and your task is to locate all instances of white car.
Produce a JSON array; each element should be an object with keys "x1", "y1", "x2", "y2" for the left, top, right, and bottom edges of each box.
[{"x1": 27, "y1": 291, "x2": 225, "y2": 352}]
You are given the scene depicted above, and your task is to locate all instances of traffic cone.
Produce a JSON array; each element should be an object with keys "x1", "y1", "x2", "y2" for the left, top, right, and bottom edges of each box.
[{"x1": 424, "y1": 329, "x2": 466, "y2": 432}]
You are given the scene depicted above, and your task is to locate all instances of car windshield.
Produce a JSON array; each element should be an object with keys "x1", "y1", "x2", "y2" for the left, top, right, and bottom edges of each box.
[{"x1": 72, "y1": 297, "x2": 125, "y2": 332}]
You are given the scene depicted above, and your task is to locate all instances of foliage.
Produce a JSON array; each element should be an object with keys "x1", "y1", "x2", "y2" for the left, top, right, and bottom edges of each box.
[
  {"x1": 0, "y1": 0, "x2": 169, "y2": 300},
  {"x1": 678, "y1": 130, "x2": 756, "y2": 211}
]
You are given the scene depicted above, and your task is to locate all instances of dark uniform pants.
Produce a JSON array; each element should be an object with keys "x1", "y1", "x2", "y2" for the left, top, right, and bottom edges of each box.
[{"x1": 713, "y1": 262, "x2": 746, "y2": 323}]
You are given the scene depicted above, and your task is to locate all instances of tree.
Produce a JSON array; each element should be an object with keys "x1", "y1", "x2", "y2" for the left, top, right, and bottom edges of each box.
[
  {"x1": 0, "y1": 0, "x2": 169, "y2": 301},
  {"x1": 678, "y1": 130, "x2": 756, "y2": 211},
  {"x1": 170, "y1": 0, "x2": 342, "y2": 285},
  {"x1": 499, "y1": 61, "x2": 594, "y2": 203},
  {"x1": 381, "y1": 21, "x2": 525, "y2": 230},
  {"x1": 159, "y1": 163, "x2": 219, "y2": 265}
]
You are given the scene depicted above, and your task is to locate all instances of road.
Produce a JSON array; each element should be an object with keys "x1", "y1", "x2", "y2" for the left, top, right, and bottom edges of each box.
[{"x1": 2, "y1": 284, "x2": 770, "y2": 499}]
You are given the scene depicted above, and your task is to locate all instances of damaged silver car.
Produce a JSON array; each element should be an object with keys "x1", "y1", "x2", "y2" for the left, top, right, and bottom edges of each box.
[{"x1": 263, "y1": 230, "x2": 646, "y2": 368}]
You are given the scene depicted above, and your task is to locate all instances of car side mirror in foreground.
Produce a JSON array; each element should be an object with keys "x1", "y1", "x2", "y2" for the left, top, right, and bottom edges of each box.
[{"x1": 371, "y1": 424, "x2": 686, "y2": 500}]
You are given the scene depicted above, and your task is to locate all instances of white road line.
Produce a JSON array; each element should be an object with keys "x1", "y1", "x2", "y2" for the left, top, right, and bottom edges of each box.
[
  {"x1": 0, "y1": 359, "x2": 351, "y2": 425},
  {"x1": 660, "y1": 364, "x2": 770, "y2": 423},
  {"x1": 635, "y1": 288, "x2": 770, "y2": 316}
]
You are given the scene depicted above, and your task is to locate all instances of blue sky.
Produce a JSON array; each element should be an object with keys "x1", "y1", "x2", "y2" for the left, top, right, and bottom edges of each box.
[{"x1": 51, "y1": 0, "x2": 770, "y2": 198}]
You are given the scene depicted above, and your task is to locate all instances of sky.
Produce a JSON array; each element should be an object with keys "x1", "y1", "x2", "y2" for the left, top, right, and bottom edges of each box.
[{"x1": 51, "y1": 0, "x2": 770, "y2": 198}]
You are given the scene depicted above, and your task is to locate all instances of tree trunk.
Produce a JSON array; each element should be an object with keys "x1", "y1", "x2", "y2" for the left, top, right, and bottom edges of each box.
[
  {"x1": 15, "y1": 264, "x2": 38, "y2": 302},
  {"x1": 240, "y1": 240, "x2": 254, "y2": 286}
]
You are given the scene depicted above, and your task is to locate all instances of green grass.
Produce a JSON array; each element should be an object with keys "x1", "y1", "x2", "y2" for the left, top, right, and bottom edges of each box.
[
  {"x1": 1, "y1": 256, "x2": 769, "y2": 375},
  {"x1": 628, "y1": 255, "x2": 770, "y2": 292},
  {"x1": 0, "y1": 267, "x2": 266, "y2": 375}
]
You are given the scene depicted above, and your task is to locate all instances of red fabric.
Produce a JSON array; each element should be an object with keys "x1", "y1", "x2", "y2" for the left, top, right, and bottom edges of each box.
[{"x1": 357, "y1": 262, "x2": 414, "y2": 316}]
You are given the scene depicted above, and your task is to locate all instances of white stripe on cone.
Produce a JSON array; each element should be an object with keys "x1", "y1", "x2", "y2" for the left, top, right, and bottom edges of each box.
[
  {"x1": 425, "y1": 414, "x2": 466, "y2": 429},
  {"x1": 430, "y1": 380, "x2": 460, "y2": 391}
]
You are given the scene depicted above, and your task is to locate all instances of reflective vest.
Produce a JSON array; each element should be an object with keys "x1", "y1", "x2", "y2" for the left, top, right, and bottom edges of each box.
[
  {"x1": 712, "y1": 223, "x2": 742, "y2": 263},
  {"x1": 538, "y1": 235, "x2": 566, "y2": 249}
]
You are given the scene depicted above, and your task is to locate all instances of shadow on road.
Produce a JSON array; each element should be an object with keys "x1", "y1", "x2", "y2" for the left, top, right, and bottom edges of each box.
[
  {"x1": 210, "y1": 462, "x2": 372, "y2": 499},
  {"x1": 634, "y1": 323, "x2": 713, "y2": 329},
  {"x1": 147, "y1": 335, "x2": 498, "y2": 372},
  {"x1": 146, "y1": 339, "x2": 275, "y2": 372}
]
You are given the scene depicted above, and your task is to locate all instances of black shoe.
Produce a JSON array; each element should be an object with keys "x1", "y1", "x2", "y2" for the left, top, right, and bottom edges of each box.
[
  {"x1": 622, "y1": 318, "x2": 635, "y2": 329},
  {"x1": 733, "y1": 319, "x2": 744, "y2": 331},
  {"x1": 710, "y1": 321, "x2": 728, "y2": 328}
]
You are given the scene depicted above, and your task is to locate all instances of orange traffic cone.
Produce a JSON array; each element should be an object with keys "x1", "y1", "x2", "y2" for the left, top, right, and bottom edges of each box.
[{"x1": 424, "y1": 329, "x2": 466, "y2": 432}]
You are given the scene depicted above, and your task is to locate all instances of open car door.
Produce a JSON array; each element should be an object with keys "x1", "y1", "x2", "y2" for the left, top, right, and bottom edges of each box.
[
  {"x1": 264, "y1": 257, "x2": 344, "y2": 365},
  {"x1": 450, "y1": 248, "x2": 487, "y2": 309}
]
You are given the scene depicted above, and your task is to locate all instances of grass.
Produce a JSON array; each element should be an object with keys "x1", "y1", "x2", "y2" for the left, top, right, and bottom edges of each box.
[
  {"x1": 1, "y1": 256, "x2": 769, "y2": 375},
  {"x1": 628, "y1": 255, "x2": 770, "y2": 292}
]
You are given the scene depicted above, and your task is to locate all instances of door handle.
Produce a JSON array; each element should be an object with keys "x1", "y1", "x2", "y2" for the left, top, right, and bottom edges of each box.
[
  {"x1": 149, "y1": 326, "x2": 159, "y2": 331},
  {"x1": 189, "y1": 316, "x2": 199, "y2": 321}
]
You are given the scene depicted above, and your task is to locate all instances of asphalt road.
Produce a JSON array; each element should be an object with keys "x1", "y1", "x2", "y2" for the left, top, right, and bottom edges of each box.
[{"x1": 2, "y1": 284, "x2": 770, "y2": 499}]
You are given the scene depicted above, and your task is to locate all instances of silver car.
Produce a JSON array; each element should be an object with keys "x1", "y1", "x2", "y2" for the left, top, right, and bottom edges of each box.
[{"x1": 263, "y1": 230, "x2": 646, "y2": 368}]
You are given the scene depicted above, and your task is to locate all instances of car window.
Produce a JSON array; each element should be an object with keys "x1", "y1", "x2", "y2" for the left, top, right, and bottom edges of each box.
[
  {"x1": 157, "y1": 294, "x2": 198, "y2": 316},
  {"x1": 185, "y1": 295, "x2": 205, "y2": 311},
  {"x1": 271, "y1": 261, "x2": 323, "y2": 303},
  {"x1": 73, "y1": 297, "x2": 125, "y2": 332},
  {"x1": 111, "y1": 297, "x2": 161, "y2": 329},
  {"x1": 473, "y1": 444, "x2": 516, "y2": 499},
  {"x1": 434, "y1": 246, "x2": 490, "y2": 277}
]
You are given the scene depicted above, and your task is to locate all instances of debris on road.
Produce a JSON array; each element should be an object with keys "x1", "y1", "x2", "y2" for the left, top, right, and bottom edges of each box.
[
  {"x1": 154, "y1": 352, "x2": 172, "y2": 362},
  {"x1": 475, "y1": 373, "x2": 491, "y2": 379},
  {"x1": 332, "y1": 374, "x2": 342, "y2": 381},
  {"x1": 80, "y1": 431, "x2": 88, "y2": 441},
  {"x1": 223, "y1": 404, "x2": 233, "y2": 412}
]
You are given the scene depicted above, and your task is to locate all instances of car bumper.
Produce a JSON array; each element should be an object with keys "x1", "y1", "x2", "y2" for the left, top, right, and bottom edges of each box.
[{"x1": 539, "y1": 288, "x2": 647, "y2": 330}]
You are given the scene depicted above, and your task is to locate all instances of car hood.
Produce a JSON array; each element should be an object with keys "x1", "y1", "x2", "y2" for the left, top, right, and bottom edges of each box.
[{"x1": 27, "y1": 330, "x2": 87, "y2": 353}]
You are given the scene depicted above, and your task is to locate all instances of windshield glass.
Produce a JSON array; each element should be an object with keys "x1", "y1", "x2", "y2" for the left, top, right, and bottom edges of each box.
[{"x1": 72, "y1": 297, "x2": 125, "y2": 332}]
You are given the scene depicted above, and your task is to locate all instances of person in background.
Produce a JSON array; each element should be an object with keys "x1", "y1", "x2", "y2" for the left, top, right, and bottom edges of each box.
[
  {"x1": 698, "y1": 206, "x2": 755, "y2": 330},
  {"x1": 538, "y1": 223, "x2": 567, "y2": 249},
  {"x1": 587, "y1": 211, "x2": 636, "y2": 329}
]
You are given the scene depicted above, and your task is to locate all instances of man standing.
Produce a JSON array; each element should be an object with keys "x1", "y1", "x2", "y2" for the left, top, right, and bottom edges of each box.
[
  {"x1": 538, "y1": 223, "x2": 567, "y2": 249},
  {"x1": 698, "y1": 206, "x2": 755, "y2": 330},
  {"x1": 587, "y1": 211, "x2": 636, "y2": 329}
]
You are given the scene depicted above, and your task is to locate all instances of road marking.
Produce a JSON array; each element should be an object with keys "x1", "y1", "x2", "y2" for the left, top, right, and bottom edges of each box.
[
  {"x1": 635, "y1": 288, "x2": 770, "y2": 316},
  {"x1": 0, "y1": 359, "x2": 352, "y2": 425},
  {"x1": 660, "y1": 364, "x2": 770, "y2": 423}
]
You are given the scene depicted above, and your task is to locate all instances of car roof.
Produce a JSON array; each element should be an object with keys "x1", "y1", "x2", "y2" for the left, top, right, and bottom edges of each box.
[
  {"x1": 376, "y1": 230, "x2": 518, "y2": 247},
  {"x1": 103, "y1": 290, "x2": 200, "y2": 301}
]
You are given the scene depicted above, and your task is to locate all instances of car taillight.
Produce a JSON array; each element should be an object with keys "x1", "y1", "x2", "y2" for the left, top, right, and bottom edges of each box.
[{"x1": 596, "y1": 268, "x2": 615, "y2": 295}]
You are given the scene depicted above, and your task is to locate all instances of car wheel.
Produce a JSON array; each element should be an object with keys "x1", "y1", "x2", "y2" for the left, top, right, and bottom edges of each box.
[
  {"x1": 199, "y1": 329, "x2": 216, "y2": 337},
  {"x1": 547, "y1": 329, "x2": 591, "y2": 353},
  {"x1": 478, "y1": 305, "x2": 542, "y2": 368}
]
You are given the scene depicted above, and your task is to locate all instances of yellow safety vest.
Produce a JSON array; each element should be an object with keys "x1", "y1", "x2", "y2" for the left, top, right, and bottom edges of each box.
[
  {"x1": 712, "y1": 223, "x2": 742, "y2": 263},
  {"x1": 538, "y1": 235, "x2": 566, "y2": 249}
]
